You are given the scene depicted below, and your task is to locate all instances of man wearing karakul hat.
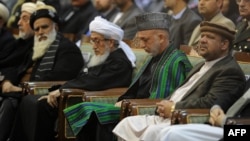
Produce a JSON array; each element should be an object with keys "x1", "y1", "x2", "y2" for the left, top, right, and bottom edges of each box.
[
  {"x1": 64, "y1": 12, "x2": 193, "y2": 141},
  {"x1": 9, "y1": 16, "x2": 136, "y2": 141},
  {"x1": 5, "y1": 3, "x2": 84, "y2": 141},
  {"x1": 112, "y1": 21, "x2": 246, "y2": 141}
]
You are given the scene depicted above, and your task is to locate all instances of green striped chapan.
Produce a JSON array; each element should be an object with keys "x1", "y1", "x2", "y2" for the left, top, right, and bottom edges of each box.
[{"x1": 63, "y1": 102, "x2": 120, "y2": 135}]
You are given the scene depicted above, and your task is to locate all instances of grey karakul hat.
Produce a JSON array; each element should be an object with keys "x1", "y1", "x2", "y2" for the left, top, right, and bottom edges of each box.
[{"x1": 135, "y1": 12, "x2": 172, "y2": 31}]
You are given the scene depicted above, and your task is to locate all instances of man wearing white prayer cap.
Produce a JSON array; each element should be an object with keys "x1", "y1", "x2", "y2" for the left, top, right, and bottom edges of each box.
[{"x1": 7, "y1": 16, "x2": 136, "y2": 141}]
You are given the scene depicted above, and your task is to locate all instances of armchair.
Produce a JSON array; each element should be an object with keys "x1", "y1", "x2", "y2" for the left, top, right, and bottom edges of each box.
[
  {"x1": 225, "y1": 117, "x2": 250, "y2": 125},
  {"x1": 120, "y1": 99, "x2": 162, "y2": 120},
  {"x1": 170, "y1": 108, "x2": 250, "y2": 126},
  {"x1": 82, "y1": 87, "x2": 128, "y2": 104},
  {"x1": 170, "y1": 109, "x2": 210, "y2": 125},
  {"x1": 57, "y1": 88, "x2": 85, "y2": 141},
  {"x1": 57, "y1": 87, "x2": 128, "y2": 141},
  {"x1": 21, "y1": 81, "x2": 66, "y2": 95}
]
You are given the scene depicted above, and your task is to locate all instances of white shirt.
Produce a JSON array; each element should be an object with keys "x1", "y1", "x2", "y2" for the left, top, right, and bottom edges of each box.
[{"x1": 170, "y1": 57, "x2": 225, "y2": 102}]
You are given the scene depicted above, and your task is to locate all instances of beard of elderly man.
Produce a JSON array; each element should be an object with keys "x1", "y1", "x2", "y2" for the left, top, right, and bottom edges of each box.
[
  {"x1": 32, "y1": 24, "x2": 57, "y2": 61},
  {"x1": 87, "y1": 47, "x2": 110, "y2": 68},
  {"x1": 87, "y1": 31, "x2": 113, "y2": 68}
]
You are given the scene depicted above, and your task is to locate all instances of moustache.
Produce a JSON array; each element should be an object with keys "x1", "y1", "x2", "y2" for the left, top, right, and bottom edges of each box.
[{"x1": 37, "y1": 35, "x2": 48, "y2": 41}]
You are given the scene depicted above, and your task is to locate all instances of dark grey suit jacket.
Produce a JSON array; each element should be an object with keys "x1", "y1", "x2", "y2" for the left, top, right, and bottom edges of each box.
[
  {"x1": 171, "y1": 54, "x2": 246, "y2": 112},
  {"x1": 170, "y1": 7, "x2": 202, "y2": 48},
  {"x1": 110, "y1": 4, "x2": 143, "y2": 40},
  {"x1": 233, "y1": 19, "x2": 250, "y2": 53}
]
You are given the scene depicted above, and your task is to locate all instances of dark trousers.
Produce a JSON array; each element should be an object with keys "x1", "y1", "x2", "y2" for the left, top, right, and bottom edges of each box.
[
  {"x1": 9, "y1": 95, "x2": 58, "y2": 141},
  {"x1": 76, "y1": 113, "x2": 117, "y2": 141},
  {"x1": 0, "y1": 96, "x2": 19, "y2": 141}
]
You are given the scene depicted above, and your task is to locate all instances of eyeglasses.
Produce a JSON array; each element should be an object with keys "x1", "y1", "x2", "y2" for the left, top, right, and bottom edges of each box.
[
  {"x1": 236, "y1": 0, "x2": 250, "y2": 4},
  {"x1": 89, "y1": 38, "x2": 109, "y2": 45}
]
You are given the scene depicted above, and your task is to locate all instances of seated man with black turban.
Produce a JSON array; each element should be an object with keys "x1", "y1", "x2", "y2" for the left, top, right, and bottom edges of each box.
[
  {"x1": 9, "y1": 16, "x2": 136, "y2": 141},
  {"x1": 1, "y1": 3, "x2": 84, "y2": 141}
]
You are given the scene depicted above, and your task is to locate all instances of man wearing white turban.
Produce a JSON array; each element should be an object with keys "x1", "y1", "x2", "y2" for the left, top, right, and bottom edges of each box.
[
  {"x1": 9, "y1": 16, "x2": 135, "y2": 141},
  {"x1": 89, "y1": 16, "x2": 136, "y2": 67}
]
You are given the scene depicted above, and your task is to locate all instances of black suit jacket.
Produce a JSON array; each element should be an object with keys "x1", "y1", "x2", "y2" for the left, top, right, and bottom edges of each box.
[{"x1": 60, "y1": 1, "x2": 99, "y2": 40}]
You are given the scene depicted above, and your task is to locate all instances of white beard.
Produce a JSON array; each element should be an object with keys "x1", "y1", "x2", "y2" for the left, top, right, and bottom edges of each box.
[
  {"x1": 32, "y1": 28, "x2": 57, "y2": 61},
  {"x1": 19, "y1": 31, "x2": 28, "y2": 39},
  {"x1": 87, "y1": 48, "x2": 110, "y2": 68}
]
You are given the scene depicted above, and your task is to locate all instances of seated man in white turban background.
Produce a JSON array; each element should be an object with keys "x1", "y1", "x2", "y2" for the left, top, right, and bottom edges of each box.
[{"x1": 9, "y1": 16, "x2": 136, "y2": 141}]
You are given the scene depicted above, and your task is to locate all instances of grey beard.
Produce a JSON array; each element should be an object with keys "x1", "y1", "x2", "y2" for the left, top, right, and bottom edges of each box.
[
  {"x1": 87, "y1": 51, "x2": 110, "y2": 68},
  {"x1": 32, "y1": 28, "x2": 57, "y2": 61}
]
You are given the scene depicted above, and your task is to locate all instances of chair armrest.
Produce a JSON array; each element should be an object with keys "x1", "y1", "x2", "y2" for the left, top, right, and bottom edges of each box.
[
  {"x1": 21, "y1": 81, "x2": 66, "y2": 95},
  {"x1": 59, "y1": 88, "x2": 85, "y2": 112},
  {"x1": 82, "y1": 87, "x2": 128, "y2": 104},
  {"x1": 120, "y1": 99, "x2": 162, "y2": 120},
  {"x1": 57, "y1": 88, "x2": 85, "y2": 141},
  {"x1": 171, "y1": 109, "x2": 210, "y2": 125},
  {"x1": 226, "y1": 117, "x2": 250, "y2": 125}
]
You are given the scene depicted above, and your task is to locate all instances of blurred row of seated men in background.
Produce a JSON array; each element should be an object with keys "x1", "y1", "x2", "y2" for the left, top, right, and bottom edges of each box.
[{"x1": 1, "y1": 0, "x2": 249, "y2": 52}]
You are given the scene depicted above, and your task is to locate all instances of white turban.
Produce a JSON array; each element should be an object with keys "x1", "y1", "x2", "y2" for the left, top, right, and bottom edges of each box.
[
  {"x1": 89, "y1": 16, "x2": 136, "y2": 67},
  {"x1": 0, "y1": 3, "x2": 9, "y2": 23},
  {"x1": 21, "y1": 1, "x2": 45, "y2": 14}
]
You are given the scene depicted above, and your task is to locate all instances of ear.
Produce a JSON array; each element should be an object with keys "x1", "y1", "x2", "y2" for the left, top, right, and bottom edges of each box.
[
  {"x1": 218, "y1": 0, "x2": 224, "y2": 9},
  {"x1": 55, "y1": 24, "x2": 59, "y2": 31},
  {"x1": 221, "y1": 40, "x2": 229, "y2": 50},
  {"x1": 108, "y1": 39, "x2": 116, "y2": 49},
  {"x1": 158, "y1": 33, "x2": 165, "y2": 43}
]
